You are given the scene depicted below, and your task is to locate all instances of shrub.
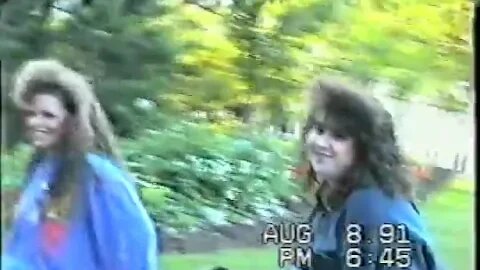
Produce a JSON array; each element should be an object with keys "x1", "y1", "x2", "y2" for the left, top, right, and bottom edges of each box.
[
  {"x1": 1, "y1": 145, "x2": 33, "y2": 239},
  {"x1": 122, "y1": 120, "x2": 300, "y2": 234},
  {"x1": 0, "y1": 145, "x2": 32, "y2": 190},
  {"x1": 0, "y1": 120, "x2": 301, "y2": 235}
]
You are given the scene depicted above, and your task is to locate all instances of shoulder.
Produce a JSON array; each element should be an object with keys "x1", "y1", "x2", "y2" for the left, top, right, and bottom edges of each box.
[
  {"x1": 85, "y1": 153, "x2": 130, "y2": 186},
  {"x1": 343, "y1": 187, "x2": 423, "y2": 230},
  {"x1": 341, "y1": 189, "x2": 440, "y2": 267},
  {"x1": 345, "y1": 187, "x2": 398, "y2": 213},
  {"x1": 84, "y1": 153, "x2": 141, "y2": 206}
]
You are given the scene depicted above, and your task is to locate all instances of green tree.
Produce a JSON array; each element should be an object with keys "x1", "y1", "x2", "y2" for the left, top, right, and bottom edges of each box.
[
  {"x1": 1, "y1": 0, "x2": 179, "y2": 149},
  {"x1": 304, "y1": 0, "x2": 473, "y2": 103}
]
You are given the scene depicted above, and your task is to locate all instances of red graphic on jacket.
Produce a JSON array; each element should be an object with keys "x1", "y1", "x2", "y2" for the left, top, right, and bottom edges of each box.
[{"x1": 41, "y1": 220, "x2": 68, "y2": 256}]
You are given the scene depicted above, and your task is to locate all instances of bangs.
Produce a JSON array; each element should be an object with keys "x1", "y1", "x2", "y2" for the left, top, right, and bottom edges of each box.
[
  {"x1": 307, "y1": 112, "x2": 353, "y2": 137},
  {"x1": 24, "y1": 81, "x2": 77, "y2": 114},
  {"x1": 324, "y1": 114, "x2": 360, "y2": 137},
  {"x1": 307, "y1": 104, "x2": 373, "y2": 139}
]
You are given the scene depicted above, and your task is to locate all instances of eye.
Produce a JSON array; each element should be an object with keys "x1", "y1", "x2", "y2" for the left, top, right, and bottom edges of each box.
[
  {"x1": 314, "y1": 124, "x2": 325, "y2": 134},
  {"x1": 41, "y1": 111, "x2": 56, "y2": 119},
  {"x1": 332, "y1": 131, "x2": 349, "y2": 140}
]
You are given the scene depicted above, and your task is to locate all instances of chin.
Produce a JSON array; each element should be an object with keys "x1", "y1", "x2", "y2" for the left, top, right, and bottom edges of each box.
[
  {"x1": 315, "y1": 170, "x2": 338, "y2": 182},
  {"x1": 313, "y1": 165, "x2": 332, "y2": 176},
  {"x1": 32, "y1": 142, "x2": 52, "y2": 151}
]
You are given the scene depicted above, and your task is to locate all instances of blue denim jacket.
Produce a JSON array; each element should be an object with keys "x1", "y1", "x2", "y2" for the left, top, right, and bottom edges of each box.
[
  {"x1": 306, "y1": 187, "x2": 445, "y2": 270},
  {"x1": 2, "y1": 154, "x2": 158, "y2": 270}
]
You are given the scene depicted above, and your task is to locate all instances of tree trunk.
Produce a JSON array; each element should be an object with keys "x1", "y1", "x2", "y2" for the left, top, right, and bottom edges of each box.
[{"x1": 228, "y1": 104, "x2": 252, "y2": 123}]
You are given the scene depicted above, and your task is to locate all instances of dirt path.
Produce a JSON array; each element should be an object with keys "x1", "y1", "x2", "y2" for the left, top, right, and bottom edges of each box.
[{"x1": 161, "y1": 201, "x2": 313, "y2": 254}]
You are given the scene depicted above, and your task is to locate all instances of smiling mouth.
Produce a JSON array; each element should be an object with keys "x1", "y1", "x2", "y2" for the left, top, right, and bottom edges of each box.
[
  {"x1": 312, "y1": 150, "x2": 334, "y2": 158},
  {"x1": 318, "y1": 153, "x2": 333, "y2": 158},
  {"x1": 30, "y1": 129, "x2": 50, "y2": 138}
]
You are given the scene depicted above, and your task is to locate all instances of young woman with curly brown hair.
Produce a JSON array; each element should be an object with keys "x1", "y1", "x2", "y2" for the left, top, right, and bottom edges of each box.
[{"x1": 297, "y1": 78, "x2": 444, "y2": 270}]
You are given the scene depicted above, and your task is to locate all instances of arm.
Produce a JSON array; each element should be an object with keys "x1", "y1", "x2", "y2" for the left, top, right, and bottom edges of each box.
[{"x1": 86, "y1": 156, "x2": 157, "y2": 270}]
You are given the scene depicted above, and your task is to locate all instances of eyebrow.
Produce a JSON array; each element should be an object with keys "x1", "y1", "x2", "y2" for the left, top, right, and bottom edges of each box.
[
  {"x1": 23, "y1": 108, "x2": 60, "y2": 115},
  {"x1": 314, "y1": 117, "x2": 354, "y2": 134}
]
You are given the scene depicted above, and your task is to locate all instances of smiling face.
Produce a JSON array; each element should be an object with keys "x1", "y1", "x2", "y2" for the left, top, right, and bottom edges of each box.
[
  {"x1": 23, "y1": 94, "x2": 69, "y2": 151},
  {"x1": 305, "y1": 118, "x2": 355, "y2": 185}
]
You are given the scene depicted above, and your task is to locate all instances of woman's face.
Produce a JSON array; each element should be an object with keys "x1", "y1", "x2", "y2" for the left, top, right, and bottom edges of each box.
[
  {"x1": 305, "y1": 124, "x2": 355, "y2": 184},
  {"x1": 24, "y1": 94, "x2": 69, "y2": 151}
]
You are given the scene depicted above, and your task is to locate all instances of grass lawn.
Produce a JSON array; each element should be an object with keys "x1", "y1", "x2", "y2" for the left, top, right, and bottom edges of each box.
[{"x1": 162, "y1": 181, "x2": 475, "y2": 270}]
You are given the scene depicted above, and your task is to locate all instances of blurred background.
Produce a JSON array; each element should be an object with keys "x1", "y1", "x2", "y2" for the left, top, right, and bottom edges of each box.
[{"x1": 0, "y1": 0, "x2": 475, "y2": 269}]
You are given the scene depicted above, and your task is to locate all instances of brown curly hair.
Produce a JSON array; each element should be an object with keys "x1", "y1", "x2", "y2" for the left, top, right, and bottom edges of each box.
[
  {"x1": 11, "y1": 59, "x2": 122, "y2": 219},
  {"x1": 300, "y1": 77, "x2": 415, "y2": 211}
]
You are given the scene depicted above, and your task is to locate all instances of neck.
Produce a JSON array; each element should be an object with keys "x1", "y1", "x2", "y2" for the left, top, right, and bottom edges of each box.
[
  {"x1": 316, "y1": 179, "x2": 347, "y2": 211},
  {"x1": 316, "y1": 174, "x2": 336, "y2": 188}
]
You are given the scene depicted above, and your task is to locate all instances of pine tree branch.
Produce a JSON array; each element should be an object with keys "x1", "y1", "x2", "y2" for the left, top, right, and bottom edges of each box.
[
  {"x1": 49, "y1": 4, "x2": 75, "y2": 15},
  {"x1": 183, "y1": 0, "x2": 223, "y2": 16}
]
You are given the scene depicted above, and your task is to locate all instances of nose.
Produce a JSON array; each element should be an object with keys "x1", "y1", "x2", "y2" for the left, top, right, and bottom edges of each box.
[
  {"x1": 308, "y1": 131, "x2": 331, "y2": 149},
  {"x1": 314, "y1": 132, "x2": 331, "y2": 148},
  {"x1": 26, "y1": 114, "x2": 41, "y2": 128}
]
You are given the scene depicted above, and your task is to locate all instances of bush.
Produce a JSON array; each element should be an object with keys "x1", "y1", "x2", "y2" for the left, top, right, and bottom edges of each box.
[
  {"x1": 123, "y1": 120, "x2": 300, "y2": 234},
  {"x1": 1, "y1": 145, "x2": 32, "y2": 190},
  {"x1": 1, "y1": 145, "x2": 33, "y2": 240},
  {"x1": 1, "y1": 120, "x2": 301, "y2": 235}
]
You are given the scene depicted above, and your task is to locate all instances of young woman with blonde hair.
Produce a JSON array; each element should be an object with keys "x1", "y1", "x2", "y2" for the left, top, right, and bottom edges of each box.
[{"x1": 2, "y1": 59, "x2": 157, "y2": 270}]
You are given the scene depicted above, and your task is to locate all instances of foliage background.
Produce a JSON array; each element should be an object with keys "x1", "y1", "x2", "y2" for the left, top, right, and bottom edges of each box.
[{"x1": 0, "y1": 0, "x2": 474, "y2": 234}]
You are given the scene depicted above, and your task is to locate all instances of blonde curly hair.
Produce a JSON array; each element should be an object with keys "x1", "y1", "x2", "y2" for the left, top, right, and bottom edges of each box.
[{"x1": 11, "y1": 59, "x2": 121, "y2": 218}]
